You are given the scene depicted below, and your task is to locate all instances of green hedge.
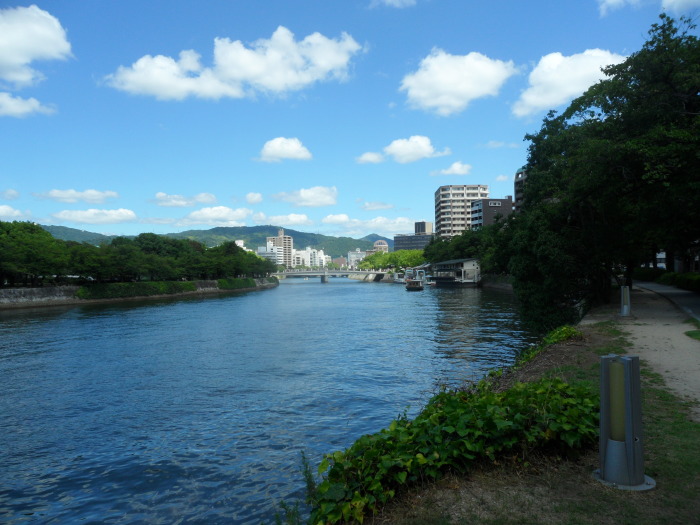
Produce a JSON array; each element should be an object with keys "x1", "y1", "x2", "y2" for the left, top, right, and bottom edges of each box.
[
  {"x1": 217, "y1": 277, "x2": 257, "y2": 290},
  {"x1": 632, "y1": 267, "x2": 667, "y2": 282},
  {"x1": 655, "y1": 272, "x2": 700, "y2": 293},
  {"x1": 76, "y1": 281, "x2": 196, "y2": 300}
]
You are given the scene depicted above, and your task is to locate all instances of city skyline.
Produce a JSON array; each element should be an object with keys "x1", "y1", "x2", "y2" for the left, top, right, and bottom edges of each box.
[{"x1": 1, "y1": 0, "x2": 698, "y2": 239}]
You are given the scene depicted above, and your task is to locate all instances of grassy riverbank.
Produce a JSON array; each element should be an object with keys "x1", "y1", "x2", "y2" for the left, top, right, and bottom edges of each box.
[
  {"x1": 361, "y1": 320, "x2": 700, "y2": 525},
  {"x1": 277, "y1": 310, "x2": 700, "y2": 524}
]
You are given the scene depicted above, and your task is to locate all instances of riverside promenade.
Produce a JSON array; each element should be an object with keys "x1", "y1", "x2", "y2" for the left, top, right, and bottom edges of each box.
[{"x1": 581, "y1": 282, "x2": 700, "y2": 421}]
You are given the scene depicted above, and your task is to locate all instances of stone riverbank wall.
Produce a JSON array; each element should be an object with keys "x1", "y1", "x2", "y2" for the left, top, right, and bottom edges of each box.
[{"x1": 0, "y1": 279, "x2": 277, "y2": 310}]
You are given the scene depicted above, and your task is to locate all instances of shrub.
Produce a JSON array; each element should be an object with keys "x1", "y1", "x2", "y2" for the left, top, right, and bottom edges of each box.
[
  {"x1": 657, "y1": 272, "x2": 678, "y2": 286},
  {"x1": 632, "y1": 267, "x2": 666, "y2": 282},
  {"x1": 76, "y1": 281, "x2": 196, "y2": 300},
  {"x1": 674, "y1": 272, "x2": 700, "y2": 293},
  {"x1": 309, "y1": 378, "x2": 598, "y2": 524},
  {"x1": 217, "y1": 278, "x2": 257, "y2": 290}
]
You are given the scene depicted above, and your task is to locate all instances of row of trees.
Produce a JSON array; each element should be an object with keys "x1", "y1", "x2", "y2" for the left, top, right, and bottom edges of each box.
[
  {"x1": 426, "y1": 15, "x2": 700, "y2": 330},
  {"x1": 0, "y1": 221, "x2": 277, "y2": 287},
  {"x1": 357, "y1": 249, "x2": 426, "y2": 271}
]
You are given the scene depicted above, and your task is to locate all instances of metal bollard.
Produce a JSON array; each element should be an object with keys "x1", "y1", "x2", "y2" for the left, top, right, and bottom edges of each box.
[
  {"x1": 620, "y1": 286, "x2": 631, "y2": 317},
  {"x1": 594, "y1": 355, "x2": 655, "y2": 490}
]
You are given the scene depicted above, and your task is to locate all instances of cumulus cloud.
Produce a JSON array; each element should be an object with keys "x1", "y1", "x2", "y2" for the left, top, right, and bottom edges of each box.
[
  {"x1": 0, "y1": 204, "x2": 27, "y2": 219},
  {"x1": 322, "y1": 214, "x2": 414, "y2": 237},
  {"x1": 246, "y1": 192, "x2": 263, "y2": 204},
  {"x1": 512, "y1": 49, "x2": 626, "y2": 117},
  {"x1": 154, "y1": 192, "x2": 216, "y2": 207},
  {"x1": 180, "y1": 206, "x2": 252, "y2": 226},
  {"x1": 253, "y1": 212, "x2": 313, "y2": 226},
  {"x1": 41, "y1": 189, "x2": 118, "y2": 204},
  {"x1": 361, "y1": 201, "x2": 394, "y2": 211},
  {"x1": 1, "y1": 189, "x2": 19, "y2": 200},
  {"x1": 0, "y1": 5, "x2": 72, "y2": 87},
  {"x1": 260, "y1": 137, "x2": 312, "y2": 162},
  {"x1": 356, "y1": 152, "x2": 384, "y2": 164},
  {"x1": 273, "y1": 186, "x2": 337, "y2": 207},
  {"x1": 383, "y1": 135, "x2": 450, "y2": 164},
  {"x1": 105, "y1": 26, "x2": 362, "y2": 101},
  {"x1": 53, "y1": 208, "x2": 137, "y2": 224},
  {"x1": 401, "y1": 49, "x2": 517, "y2": 116},
  {"x1": 36, "y1": 189, "x2": 119, "y2": 204},
  {"x1": 432, "y1": 161, "x2": 472, "y2": 176},
  {"x1": 0, "y1": 5, "x2": 71, "y2": 118},
  {"x1": 0, "y1": 92, "x2": 54, "y2": 117}
]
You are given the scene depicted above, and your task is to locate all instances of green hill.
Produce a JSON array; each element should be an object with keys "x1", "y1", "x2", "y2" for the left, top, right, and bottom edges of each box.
[
  {"x1": 41, "y1": 224, "x2": 393, "y2": 258},
  {"x1": 166, "y1": 225, "x2": 393, "y2": 258},
  {"x1": 40, "y1": 225, "x2": 118, "y2": 245}
]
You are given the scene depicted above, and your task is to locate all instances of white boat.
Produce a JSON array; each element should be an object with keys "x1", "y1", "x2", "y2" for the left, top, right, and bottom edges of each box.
[{"x1": 405, "y1": 269, "x2": 426, "y2": 291}]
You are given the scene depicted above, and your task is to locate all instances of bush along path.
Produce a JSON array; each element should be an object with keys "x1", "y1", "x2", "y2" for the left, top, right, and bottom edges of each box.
[{"x1": 305, "y1": 327, "x2": 597, "y2": 524}]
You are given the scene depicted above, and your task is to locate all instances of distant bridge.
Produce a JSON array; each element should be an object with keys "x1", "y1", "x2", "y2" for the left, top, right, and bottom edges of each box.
[{"x1": 272, "y1": 269, "x2": 387, "y2": 283}]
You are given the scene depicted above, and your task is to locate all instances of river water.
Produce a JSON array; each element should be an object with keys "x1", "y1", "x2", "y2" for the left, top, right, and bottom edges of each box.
[{"x1": 0, "y1": 278, "x2": 537, "y2": 524}]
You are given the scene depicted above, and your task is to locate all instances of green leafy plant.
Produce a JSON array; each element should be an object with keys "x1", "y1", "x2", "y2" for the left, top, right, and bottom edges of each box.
[
  {"x1": 308, "y1": 377, "x2": 598, "y2": 524},
  {"x1": 76, "y1": 280, "x2": 196, "y2": 299}
]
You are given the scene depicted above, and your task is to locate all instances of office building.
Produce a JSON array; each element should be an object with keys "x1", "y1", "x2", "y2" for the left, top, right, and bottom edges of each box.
[
  {"x1": 471, "y1": 196, "x2": 513, "y2": 229},
  {"x1": 394, "y1": 221, "x2": 435, "y2": 251},
  {"x1": 267, "y1": 228, "x2": 293, "y2": 268}
]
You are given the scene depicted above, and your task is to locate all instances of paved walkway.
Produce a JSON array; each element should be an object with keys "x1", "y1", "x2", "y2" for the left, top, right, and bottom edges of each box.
[{"x1": 581, "y1": 282, "x2": 700, "y2": 421}]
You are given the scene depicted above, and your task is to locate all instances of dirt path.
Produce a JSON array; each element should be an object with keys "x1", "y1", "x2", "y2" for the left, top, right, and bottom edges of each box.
[{"x1": 580, "y1": 286, "x2": 700, "y2": 421}]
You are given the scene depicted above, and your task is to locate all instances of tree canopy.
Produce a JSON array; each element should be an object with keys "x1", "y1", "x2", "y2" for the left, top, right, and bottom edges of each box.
[{"x1": 0, "y1": 221, "x2": 277, "y2": 287}]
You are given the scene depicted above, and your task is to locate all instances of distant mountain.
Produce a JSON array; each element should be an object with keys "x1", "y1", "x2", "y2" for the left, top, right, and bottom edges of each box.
[
  {"x1": 166, "y1": 226, "x2": 394, "y2": 257},
  {"x1": 42, "y1": 224, "x2": 393, "y2": 257},
  {"x1": 40, "y1": 225, "x2": 118, "y2": 245}
]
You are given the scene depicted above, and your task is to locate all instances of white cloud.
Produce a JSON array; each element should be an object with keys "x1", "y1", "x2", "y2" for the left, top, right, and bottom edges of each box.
[
  {"x1": 1, "y1": 189, "x2": 19, "y2": 200},
  {"x1": 37, "y1": 189, "x2": 119, "y2": 204},
  {"x1": 322, "y1": 213, "x2": 351, "y2": 224},
  {"x1": 483, "y1": 140, "x2": 520, "y2": 149},
  {"x1": 361, "y1": 201, "x2": 394, "y2": 211},
  {"x1": 496, "y1": 174, "x2": 511, "y2": 182},
  {"x1": 105, "y1": 26, "x2": 362, "y2": 100},
  {"x1": 401, "y1": 49, "x2": 517, "y2": 116},
  {"x1": 246, "y1": 192, "x2": 263, "y2": 204},
  {"x1": 0, "y1": 204, "x2": 27, "y2": 219},
  {"x1": 597, "y1": 0, "x2": 640, "y2": 16},
  {"x1": 371, "y1": 0, "x2": 417, "y2": 7},
  {"x1": 0, "y1": 92, "x2": 54, "y2": 117},
  {"x1": 274, "y1": 186, "x2": 337, "y2": 207},
  {"x1": 321, "y1": 214, "x2": 414, "y2": 237},
  {"x1": 0, "y1": 5, "x2": 71, "y2": 88},
  {"x1": 383, "y1": 135, "x2": 450, "y2": 163},
  {"x1": 52, "y1": 208, "x2": 137, "y2": 224},
  {"x1": 154, "y1": 192, "x2": 216, "y2": 207},
  {"x1": 512, "y1": 49, "x2": 626, "y2": 117},
  {"x1": 356, "y1": 152, "x2": 384, "y2": 164},
  {"x1": 260, "y1": 137, "x2": 312, "y2": 162},
  {"x1": 432, "y1": 161, "x2": 472, "y2": 176},
  {"x1": 254, "y1": 212, "x2": 313, "y2": 226},
  {"x1": 180, "y1": 206, "x2": 252, "y2": 226},
  {"x1": 662, "y1": 0, "x2": 700, "y2": 10}
]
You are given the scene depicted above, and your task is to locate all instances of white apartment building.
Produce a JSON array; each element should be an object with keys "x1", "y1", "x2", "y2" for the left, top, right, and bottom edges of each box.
[
  {"x1": 257, "y1": 241, "x2": 285, "y2": 267},
  {"x1": 267, "y1": 228, "x2": 293, "y2": 268},
  {"x1": 293, "y1": 246, "x2": 327, "y2": 268},
  {"x1": 434, "y1": 184, "x2": 489, "y2": 238}
]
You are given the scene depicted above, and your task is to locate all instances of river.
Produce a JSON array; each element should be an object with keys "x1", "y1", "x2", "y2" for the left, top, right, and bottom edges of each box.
[{"x1": 0, "y1": 278, "x2": 538, "y2": 524}]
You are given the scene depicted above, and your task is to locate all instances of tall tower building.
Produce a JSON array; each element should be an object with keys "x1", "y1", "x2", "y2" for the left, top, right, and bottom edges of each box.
[
  {"x1": 434, "y1": 184, "x2": 489, "y2": 238},
  {"x1": 267, "y1": 228, "x2": 293, "y2": 268}
]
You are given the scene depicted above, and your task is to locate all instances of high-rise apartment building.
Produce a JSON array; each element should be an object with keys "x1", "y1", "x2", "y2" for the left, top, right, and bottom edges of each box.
[
  {"x1": 471, "y1": 197, "x2": 513, "y2": 229},
  {"x1": 434, "y1": 185, "x2": 489, "y2": 238},
  {"x1": 514, "y1": 167, "x2": 527, "y2": 213},
  {"x1": 267, "y1": 228, "x2": 293, "y2": 268}
]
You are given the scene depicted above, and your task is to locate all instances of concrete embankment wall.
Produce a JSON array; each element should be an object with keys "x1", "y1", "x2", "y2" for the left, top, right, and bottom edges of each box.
[
  {"x1": 0, "y1": 278, "x2": 277, "y2": 309},
  {"x1": 347, "y1": 273, "x2": 395, "y2": 283}
]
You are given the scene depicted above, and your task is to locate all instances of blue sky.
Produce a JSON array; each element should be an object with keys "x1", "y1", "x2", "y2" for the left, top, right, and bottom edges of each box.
[{"x1": 1, "y1": 0, "x2": 699, "y2": 238}]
